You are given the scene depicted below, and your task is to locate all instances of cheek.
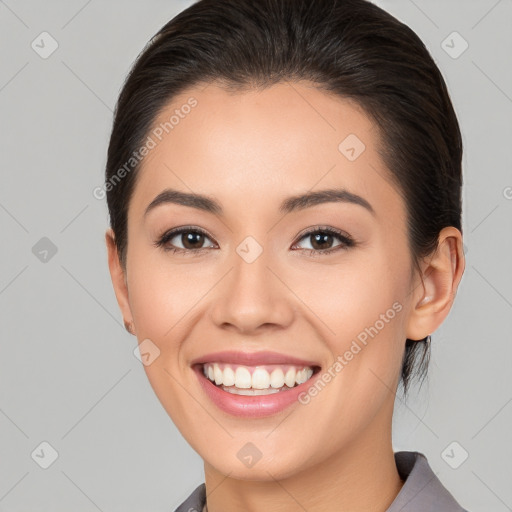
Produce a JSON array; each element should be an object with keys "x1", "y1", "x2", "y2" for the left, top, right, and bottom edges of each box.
[
  {"x1": 125, "y1": 254, "x2": 206, "y2": 429},
  {"x1": 288, "y1": 248, "x2": 408, "y2": 395},
  {"x1": 286, "y1": 246, "x2": 407, "y2": 339},
  {"x1": 126, "y1": 249, "x2": 214, "y2": 343}
]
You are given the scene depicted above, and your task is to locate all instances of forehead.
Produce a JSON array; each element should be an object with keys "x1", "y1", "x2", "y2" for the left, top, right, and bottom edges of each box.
[{"x1": 129, "y1": 80, "x2": 404, "y2": 224}]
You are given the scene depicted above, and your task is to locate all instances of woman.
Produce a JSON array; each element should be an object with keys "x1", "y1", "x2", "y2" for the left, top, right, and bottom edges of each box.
[{"x1": 104, "y1": 0, "x2": 468, "y2": 510}]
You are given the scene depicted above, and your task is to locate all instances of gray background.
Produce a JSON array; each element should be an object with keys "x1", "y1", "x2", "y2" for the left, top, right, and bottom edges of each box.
[{"x1": 0, "y1": 0, "x2": 511, "y2": 510}]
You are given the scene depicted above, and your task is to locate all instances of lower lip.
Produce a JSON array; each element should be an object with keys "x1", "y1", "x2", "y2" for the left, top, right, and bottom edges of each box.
[{"x1": 193, "y1": 365, "x2": 320, "y2": 418}]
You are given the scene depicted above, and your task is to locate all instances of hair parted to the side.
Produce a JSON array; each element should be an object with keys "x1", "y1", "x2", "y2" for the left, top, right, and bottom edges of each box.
[{"x1": 105, "y1": 0, "x2": 463, "y2": 395}]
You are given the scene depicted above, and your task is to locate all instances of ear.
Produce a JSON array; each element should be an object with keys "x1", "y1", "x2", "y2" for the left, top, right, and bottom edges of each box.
[
  {"x1": 105, "y1": 228, "x2": 135, "y2": 334},
  {"x1": 406, "y1": 226, "x2": 465, "y2": 341}
]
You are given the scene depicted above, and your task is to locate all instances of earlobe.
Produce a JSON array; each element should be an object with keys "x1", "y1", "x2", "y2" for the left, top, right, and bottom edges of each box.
[
  {"x1": 124, "y1": 319, "x2": 136, "y2": 335},
  {"x1": 105, "y1": 228, "x2": 135, "y2": 334},
  {"x1": 406, "y1": 227, "x2": 465, "y2": 341}
]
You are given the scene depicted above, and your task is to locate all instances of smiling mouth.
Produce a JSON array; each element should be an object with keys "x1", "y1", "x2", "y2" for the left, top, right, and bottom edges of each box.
[{"x1": 199, "y1": 362, "x2": 321, "y2": 395}]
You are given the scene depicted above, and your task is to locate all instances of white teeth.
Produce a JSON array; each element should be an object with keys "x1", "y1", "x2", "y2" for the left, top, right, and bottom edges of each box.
[
  {"x1": 221, "y1": 386, "x2": 281, "y2": 395},
  {"x1": 223, "y1": 366, "x2": 235, "y2": 386},
  {"x1": 202, "y1": 363, "x2": 315, "y2": 391},
  {"x1": 296, "y1": 368, "x2": 308, "y2": 384},
  {"x1": 252, "y1": 368, "x2": 270, "y2": 389},
  {"x1": 235, "y1": 366, "x2": 252, "y2": 388},
  {"x1": 270, "y1": 368, "x2": 285, "y2": 388},
  {"x1": 285, "y1": 368, "x2": 296, "y2": 387},
  {"x1": 214, "y1": 364, "x2": 223, "y2": 385}
]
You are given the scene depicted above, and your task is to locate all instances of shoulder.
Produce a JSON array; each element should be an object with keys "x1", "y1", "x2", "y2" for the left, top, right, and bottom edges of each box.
[
  {"x1": 389, "y1": 451, "x2": 470, "y2": 512},
  {"x1": 173, "y1": 483, "x2": 205, "y2": 512},
  {"x1": 172, "y1": 452, "x2": 471, "y2": 512}
]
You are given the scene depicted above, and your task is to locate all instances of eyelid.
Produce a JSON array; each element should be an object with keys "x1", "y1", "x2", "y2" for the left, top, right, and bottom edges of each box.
[{"x1": 294, "y1": 225, "x2": 353, "y2": 243}]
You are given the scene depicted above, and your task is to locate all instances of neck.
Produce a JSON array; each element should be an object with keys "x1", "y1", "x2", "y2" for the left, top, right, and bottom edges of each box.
[{"x1": 203, "y1": 404, "x2": 404, "y2": 512}]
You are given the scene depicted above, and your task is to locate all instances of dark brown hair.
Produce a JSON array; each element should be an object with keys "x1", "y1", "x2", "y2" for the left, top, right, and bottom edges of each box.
[{"x1": 105, "y1": 0, "x2": 463, "y2": 394}]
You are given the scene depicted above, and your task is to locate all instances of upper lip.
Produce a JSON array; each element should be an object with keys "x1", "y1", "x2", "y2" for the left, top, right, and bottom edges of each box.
[{"x1": 190, "y1": 350, "x2": 320, "y2": 368}]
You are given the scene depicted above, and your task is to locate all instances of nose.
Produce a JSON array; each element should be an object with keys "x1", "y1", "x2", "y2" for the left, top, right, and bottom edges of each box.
[{"x1": 209, "y1": 245, "x2": 295, "y2": 335}]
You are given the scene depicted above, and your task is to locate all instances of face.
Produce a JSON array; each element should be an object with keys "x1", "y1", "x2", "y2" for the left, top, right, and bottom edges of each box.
[{"x1": 109, "y1": 81, "x2": 431, "y2": 480}]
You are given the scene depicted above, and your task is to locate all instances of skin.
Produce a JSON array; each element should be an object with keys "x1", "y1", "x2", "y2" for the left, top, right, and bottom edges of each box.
[{"x1": 106, "y1": 81, "x2": 465, "y2": 512}]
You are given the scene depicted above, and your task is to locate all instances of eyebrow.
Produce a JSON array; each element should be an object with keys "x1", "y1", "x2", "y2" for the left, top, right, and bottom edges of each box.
[{"x1": 144, "y1": 187, "x2": 375, "y2": 218}]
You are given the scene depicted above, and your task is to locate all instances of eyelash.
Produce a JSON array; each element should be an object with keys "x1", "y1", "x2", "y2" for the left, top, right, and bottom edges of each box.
[{"x1": 153, "y1": 225, "x2": 356, "y2": 257}]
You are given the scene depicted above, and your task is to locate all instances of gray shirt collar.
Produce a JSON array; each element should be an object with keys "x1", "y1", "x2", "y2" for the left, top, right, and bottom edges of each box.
[
  {"x1": 174, "y1": 451, "x2": 468, "y2": 512},
  {"x1": 387, "y1": 451, "x2": 467, "y2": 511}
]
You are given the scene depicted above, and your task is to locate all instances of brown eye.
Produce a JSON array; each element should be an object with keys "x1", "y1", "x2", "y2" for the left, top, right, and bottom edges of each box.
[
  {"x1": 309, "y1": 232, "x2": 336, "y2": 250},
  {"x1": 179, "y1": 231, "x2": 207, "y2": 250},
  {"x1": 155, "y1": 227, "x2": 216, "y2": 254},
  {"x1": 293, "y1": 227, "x2": 355, "y2": 255}
]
